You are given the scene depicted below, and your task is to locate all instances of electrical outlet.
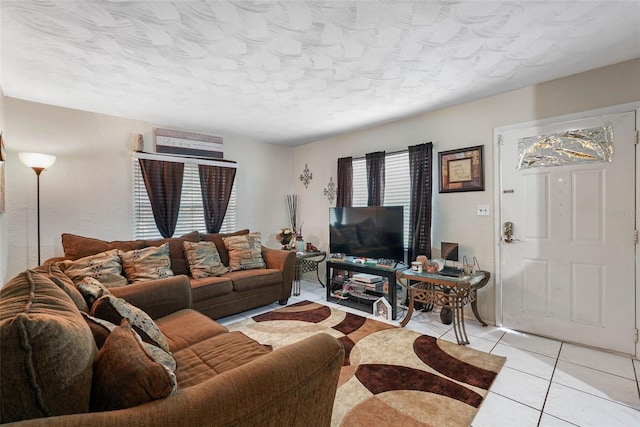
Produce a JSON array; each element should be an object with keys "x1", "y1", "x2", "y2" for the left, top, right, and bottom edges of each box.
[{"x1": 477, "y1": 204, "x2": 490, "y2": 216}]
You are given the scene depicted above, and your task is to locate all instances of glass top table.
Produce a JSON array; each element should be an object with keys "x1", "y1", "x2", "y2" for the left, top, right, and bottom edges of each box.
[
  {"x1": 292, "y1": 251, "x2": 327, "y2": 296},
  {"x1": 396, "y1": 269, "x2": 491, "y2": 345}
]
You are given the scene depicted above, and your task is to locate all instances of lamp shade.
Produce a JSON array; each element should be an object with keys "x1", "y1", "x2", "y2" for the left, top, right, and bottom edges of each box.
[{"x1": 18, "y1": 152, "x2": 56, "y2": 169}]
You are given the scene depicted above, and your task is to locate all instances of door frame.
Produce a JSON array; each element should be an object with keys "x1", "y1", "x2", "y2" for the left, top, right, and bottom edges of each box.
[{"x1": 493, "y1": 101, "x2": 640, "y2": 357}]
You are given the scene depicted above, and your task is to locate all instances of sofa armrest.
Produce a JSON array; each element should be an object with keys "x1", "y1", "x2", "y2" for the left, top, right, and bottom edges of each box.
[
  {"x1": 4, "y1": 333, "x2": 345, "y2": 427},
  {"x1": 262, "y1": 247, "x2": 295, "y2": 299},
  {"x1": 109, "y1": 275, "x2": 192, "y2": 320}
]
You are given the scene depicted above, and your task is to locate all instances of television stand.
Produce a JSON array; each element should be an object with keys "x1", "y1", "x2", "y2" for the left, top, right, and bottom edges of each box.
[{"x1": 326, "y1": 259, "x2": 404, "y2": 320}]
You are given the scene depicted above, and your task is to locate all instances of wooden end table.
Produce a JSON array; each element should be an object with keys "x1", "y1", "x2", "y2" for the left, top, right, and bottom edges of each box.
[
  {"x1": 293, "y1": 251, "x2": 327, "y2": 296},
  {"x1": 396, "y1": 270, "x2": 490, "y2": 345}
]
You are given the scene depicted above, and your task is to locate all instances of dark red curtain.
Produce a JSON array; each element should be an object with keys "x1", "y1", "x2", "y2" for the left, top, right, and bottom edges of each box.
[
  {"x1": 139, "y1": 159, "x2": 184, "y2": 238},
  {"x1": 198, "y1": 164, "x2": 236, "y2": 233},
  {"x1": 366, "y1": 151, "x2": 385, "y2": 206},
  {"x1": 408, "y1": 143, "x2": 433, "y2": 261},
  {"x1": 336, "y1": 157, "x2": 353, "y2": 208}
]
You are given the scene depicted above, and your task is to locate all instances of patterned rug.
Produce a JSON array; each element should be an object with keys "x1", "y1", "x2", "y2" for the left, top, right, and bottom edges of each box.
[{"x1": 227, "y1": 300, "x2": 506, "y2": 427}]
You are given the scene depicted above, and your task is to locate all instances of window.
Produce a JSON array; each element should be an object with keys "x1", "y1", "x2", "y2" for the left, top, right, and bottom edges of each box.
[
  {"x1": 133, "y1": 160, "x2": 237, "y2": 240},
  {"x1": 352, "y1": 151, "x2": 411, "y2": 248}
]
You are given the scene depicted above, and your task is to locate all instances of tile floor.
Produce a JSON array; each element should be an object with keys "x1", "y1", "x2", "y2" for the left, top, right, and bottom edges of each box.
[{"x1": 217, "y1": 279, "x2": 640, "y2": 427}]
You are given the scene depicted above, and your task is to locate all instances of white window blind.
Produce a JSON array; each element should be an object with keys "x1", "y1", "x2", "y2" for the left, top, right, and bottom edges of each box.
[
  {"x1": 133, "y1": 160, "x2": 237, "y2": 240},
  {"x1": 352, "y1": 151, "x2": 410, "y2": 248}
]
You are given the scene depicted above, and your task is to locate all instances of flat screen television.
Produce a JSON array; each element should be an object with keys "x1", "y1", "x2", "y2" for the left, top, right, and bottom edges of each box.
[{"x1": 329, "y1": 206, "x2": 404, "y2": 263}]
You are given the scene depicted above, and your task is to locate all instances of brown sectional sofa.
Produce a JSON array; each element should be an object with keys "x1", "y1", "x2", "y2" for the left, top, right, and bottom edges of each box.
[
  {"x1": 59, "y1": 229, "x2": 296, "y2": 319},
  {"x1": 0, "y1": 268, "x2": 344, "y2": 425}
]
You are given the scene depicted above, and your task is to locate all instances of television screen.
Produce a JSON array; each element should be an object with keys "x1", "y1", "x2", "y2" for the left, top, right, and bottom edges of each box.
[{"x1": 329, "y1": 206, "x2": 404, "y2": 263}]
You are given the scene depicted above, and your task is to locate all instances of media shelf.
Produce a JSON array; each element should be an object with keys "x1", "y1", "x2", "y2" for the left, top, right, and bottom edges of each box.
[{"x1": 325, "y1": 259, "x2": 404, "y2": 320}]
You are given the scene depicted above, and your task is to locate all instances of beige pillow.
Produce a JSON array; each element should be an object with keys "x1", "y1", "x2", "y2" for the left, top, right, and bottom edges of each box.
[
  {"x1": 76, "y1": 277, "x2": 111, "y2": 307},
  {"x1": 58, "y1": 249, "x2": 127, "y2": 288},
  {"x1": 183, "y1": 241, "x2": 228, "y2": 278},
  {"x1": 120, "y1": 243, "x2": 174, "y2": 283},
  {"x1": 223, "y1": 232, "x2": 266, "y2": 271},
  {"x1": 90, "y1": 318, "x2": 176, "y2": 412},
  {"x1": 91, "y1": 294, "x2": 170, "y2": 353}
]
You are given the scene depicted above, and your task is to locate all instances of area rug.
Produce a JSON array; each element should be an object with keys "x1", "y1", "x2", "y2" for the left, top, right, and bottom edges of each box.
[{"x1": 227, "y1": 300, "x2": 506, "y2": 427}]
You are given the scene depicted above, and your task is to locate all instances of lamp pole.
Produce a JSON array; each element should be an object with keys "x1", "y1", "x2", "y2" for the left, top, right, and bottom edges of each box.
[
  {"x1": 32, "y1": 167, "x2": 44, "y2": 265},
  {"x1": 19, "y1": 152, "x2": 56, "y2": 267}
]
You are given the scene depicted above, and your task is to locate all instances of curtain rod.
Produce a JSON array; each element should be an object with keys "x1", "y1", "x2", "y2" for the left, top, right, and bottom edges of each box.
[
  {"x1": 134, "y1": 151, "x2": 238, "y2": 168},
  {"x1": 351, "y1": 148, "x2": 408, "y2": 161}
]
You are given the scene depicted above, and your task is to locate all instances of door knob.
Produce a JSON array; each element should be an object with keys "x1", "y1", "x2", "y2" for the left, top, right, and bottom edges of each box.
[{"x1": 503, "y1": 221, "x2": 514, "y2": 243}]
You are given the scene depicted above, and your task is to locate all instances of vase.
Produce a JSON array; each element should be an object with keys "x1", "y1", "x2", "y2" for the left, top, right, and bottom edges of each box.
[
  {"x1": 295, "y1": 239, "x2": 305, "y2": 252},
  {"x1": 440, "y1": 307, "x2": 452, "y2": 325}
]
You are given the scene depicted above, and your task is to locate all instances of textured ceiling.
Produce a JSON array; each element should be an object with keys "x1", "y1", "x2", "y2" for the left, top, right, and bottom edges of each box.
[{"x1": 2, "y1": 1, "x2": 640, "y2": 145}]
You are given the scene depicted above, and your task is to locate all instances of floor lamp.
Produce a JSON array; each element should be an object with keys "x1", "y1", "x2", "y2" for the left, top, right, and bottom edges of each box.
[{"x1": 19, "y1": 152, "x2": 56, "y2": 266}]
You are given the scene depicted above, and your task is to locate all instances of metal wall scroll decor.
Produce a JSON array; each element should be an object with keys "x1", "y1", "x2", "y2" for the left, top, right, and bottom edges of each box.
[
  {"x1": 299, "y1": 163, "x2": 313, "y2": 188},
  {"x1": 517, "y1": 125, "x2": 613, "y2": 169},
  {"x1": 323, "y1": 177, "x2": 336, "y2": 204}
]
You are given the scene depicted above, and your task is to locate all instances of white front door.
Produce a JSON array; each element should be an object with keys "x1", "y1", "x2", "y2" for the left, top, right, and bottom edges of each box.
[{"x1": 499, "y1": 111, "x2": 636, "y2": 355}]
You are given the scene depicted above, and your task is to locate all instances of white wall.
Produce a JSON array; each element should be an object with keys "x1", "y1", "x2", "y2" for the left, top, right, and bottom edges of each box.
[
  {"x1": 0, "y1": 87, "x2": 6, "y2": 284},
  {"x1": 293, "y1": 58, "x2": 640, "y2": 324},
  {"x1": 3, "y1": 99, "x2": 294, "y2": 281}
]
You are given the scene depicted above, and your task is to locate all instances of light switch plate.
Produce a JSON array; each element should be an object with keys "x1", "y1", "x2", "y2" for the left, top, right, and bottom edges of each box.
[{"x1": 477, "y1": 204, "x2": 490, "y2": 216}]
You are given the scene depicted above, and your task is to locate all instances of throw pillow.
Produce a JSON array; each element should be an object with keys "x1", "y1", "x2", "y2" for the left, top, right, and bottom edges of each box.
[
  {"x1": 81, "y1": 312, "x2": 117, "y2": 349},
  {"x1": 144, "y1": 230, "x2": 200, "y2": 276},
  {"x1": 90, "y1": 318, "x2": 176, "y2": 412},
  {"x1": 91, "y1": 294, "x2": 170, "y2": 352},
  {"x1": 183, "y1": 241, "x2": 228, "y2": 278},
  {"x1": 61, "y1": 233, "x2": 146, "y2": 260},
  {"x1": 76, "y1": 277, "x2": 111, "y2": 307},
  {"x1": 200, "y1": 229, "x2": 250, "y2": 266},
  {"x1": 223, "y1": 232, "x2": 266, "y2": 271},
  {"x1": 57, "y1": 249, "x2": 127, "y2": 288},
  {"x1": 0, "y1": 270, "x2": 96, "y2": 423},
  {"x1": 120, "y1": 243, "x2": 174, "y2": 283}
]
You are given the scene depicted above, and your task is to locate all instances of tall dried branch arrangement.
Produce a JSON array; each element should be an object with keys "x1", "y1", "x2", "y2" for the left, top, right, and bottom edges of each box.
[{"x1": 287, "y1": 194, "x2": 297, "y2": 233}]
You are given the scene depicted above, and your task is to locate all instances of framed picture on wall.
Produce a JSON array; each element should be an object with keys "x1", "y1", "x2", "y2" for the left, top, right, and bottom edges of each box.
[{"x1": 439, "y1": 145, "x2": 484, "y2": 193}]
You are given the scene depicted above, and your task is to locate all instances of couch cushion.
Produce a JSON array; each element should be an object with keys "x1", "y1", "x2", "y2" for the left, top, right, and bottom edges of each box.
[
  {"x1": 33, "y1": 263, "x2": 89, "y2": 312},
  {"x1": 224, "y1": 269, "x2": 283, "y2": 292},
  {"x1": 156, "y1": 309, "x2": 229, "y2": 352},
  {"x1": 91, "y1": 318, "x2": 176, "y2": 412},
  {"x1": 120, "y1": 243, "x2": 174, "y2": 283},
  {"x1": 200, "y1": 229, "x2": 249, "y2": 267},
  {"x1": 183, "y1": 241, "x2": 228, "y2": 278},
  {"x1": 61, "y1": 233, "x2": 146, "y2": 260},
  {"x1": 91, "y1": 294, "x2": 170, "y2": 352},
  {"x1": 190, "y1": 276, "x2": 234, "y2": 302},
  {"x1": 223, "y1": 232, "x2": 266, "y2": 271},
  {"x1": 145, "y1": 230, "x2": 199, "y2": 276},
  {"x1": 58, "y1": 249, "x2": 127, "y2": 288},
  {"x1": 173, "y1": 331, "x2": 271, "y2": 388},
  {"x1": 0, "y1": 270, "x2": 97, "y2": 423}
]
